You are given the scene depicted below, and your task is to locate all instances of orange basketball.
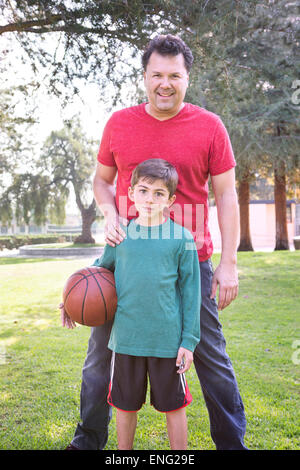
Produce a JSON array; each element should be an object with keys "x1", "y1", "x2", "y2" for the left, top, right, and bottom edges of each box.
[{"x1": 62, "y1": 266, "x2": 117, "y2": 326}]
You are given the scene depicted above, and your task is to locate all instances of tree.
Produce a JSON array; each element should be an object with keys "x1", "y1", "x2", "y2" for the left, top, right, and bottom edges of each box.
[
  {"x1": 39, "y1": 119, "x2": 100, "y2": 243},
  {"x1": 184, "y1": 0, "x2": 299, "y2": 251},
  {"x1": 0, "y1": 1, "x2": 245, "y2": 102},
  {"x1": 242, "y1": 1, "x2": 299, "y2": 250},
  {"x1": 0, "y1": 172, "x2": 67, "y2": 229},
  {"x1": 0, "y1": 119, "x2": 100, "y2": 242},
  {"x1": 0, "y1": 74, "x2": 37, "y2": 185},
  {"x1": 0, "y1": 0, "x2": 180, "y2": 103}
]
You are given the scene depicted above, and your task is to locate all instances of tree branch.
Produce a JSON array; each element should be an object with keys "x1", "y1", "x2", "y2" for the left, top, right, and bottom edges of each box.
[{"x1": 0, "y1": 14, "x2": 64, "y2": 34}]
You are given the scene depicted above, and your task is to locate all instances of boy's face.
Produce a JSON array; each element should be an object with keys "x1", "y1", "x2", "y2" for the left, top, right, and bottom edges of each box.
[{"x1": 128, "y1": 177, "x2": 176, "y2": 224}]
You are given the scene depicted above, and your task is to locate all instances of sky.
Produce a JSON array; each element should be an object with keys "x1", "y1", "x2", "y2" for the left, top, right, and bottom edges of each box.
[
  {"x1": 2, "y1": 32, "x2": 144, "y2": 215},
  {"x1": 2, "y1": 31, "x2": 143, "y2": 146}
]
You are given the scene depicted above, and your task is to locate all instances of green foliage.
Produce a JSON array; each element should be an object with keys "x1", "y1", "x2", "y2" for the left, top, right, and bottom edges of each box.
[
  {"x1": 0, "y1": 172, "x2": 68, "y2": 228},
  {"x1": 185, "y1": 0, "x2": 299, "y2": 182},
  {"x1": 0, "y1": 80, "x2": 37, "y2": 187},
  {"x1": 39, "y1": 117, "x2": 96, "y2": 202},
  {"x1": 0, "y1": 119, "x2": 98, "y2": 235},
  {"x1": 0, "y1": 0, "x2": 178, "y2": 102},
  {"x1": 0, "y1": 233, "x2": 77, "y2": 250}
]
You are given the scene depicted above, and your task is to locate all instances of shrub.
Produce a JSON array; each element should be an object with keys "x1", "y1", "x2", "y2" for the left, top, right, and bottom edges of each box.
[{"x1": 0, "y1": 234, "x2": 77, "y2": 250}]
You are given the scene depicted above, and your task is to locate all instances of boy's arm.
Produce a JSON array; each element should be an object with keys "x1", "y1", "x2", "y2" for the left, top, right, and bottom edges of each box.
[
  {"x1": 177, "y1": 234, "x2": 201, "y2": 366},
  {"x1": 93, "y1": 242, "x2": 116, "y2": 272}
]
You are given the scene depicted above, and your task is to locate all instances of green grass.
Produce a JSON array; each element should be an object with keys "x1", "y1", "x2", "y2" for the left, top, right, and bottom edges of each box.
[{"x1": 0, "y1": 251, "x2": 299, "y2": 450}]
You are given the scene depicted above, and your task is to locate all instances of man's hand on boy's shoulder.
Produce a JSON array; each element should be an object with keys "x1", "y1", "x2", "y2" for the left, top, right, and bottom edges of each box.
[
  {"x1": 176, "y1": 347, "x2": 193, "y2": 374},
  {"x1": 104, "y1": 214, "x2": 129, "y2": 247}
]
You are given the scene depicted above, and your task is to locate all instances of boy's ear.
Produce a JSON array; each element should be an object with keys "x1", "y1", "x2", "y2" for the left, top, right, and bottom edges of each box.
[
  {"x1": 128, "y1": 186, "x2": 135, "y2": 202},
  {"x1": 168, "y1": 194, "x2": 176, "y2": 207}
]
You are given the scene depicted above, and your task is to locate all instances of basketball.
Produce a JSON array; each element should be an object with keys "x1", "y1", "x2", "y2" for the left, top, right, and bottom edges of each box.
[{"x1": 62, "y1": 266, "x2": 117, "y2": 326}]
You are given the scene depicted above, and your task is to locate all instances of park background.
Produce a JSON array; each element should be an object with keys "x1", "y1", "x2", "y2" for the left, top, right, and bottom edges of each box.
[{"x1": 0, "y1": 1, "x2": 299, "y2": 450}]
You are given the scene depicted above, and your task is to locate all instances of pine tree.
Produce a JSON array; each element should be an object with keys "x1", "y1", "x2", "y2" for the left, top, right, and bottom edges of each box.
[{"x1": 184, "y1": 0, "x2": 299, "y2": 250}]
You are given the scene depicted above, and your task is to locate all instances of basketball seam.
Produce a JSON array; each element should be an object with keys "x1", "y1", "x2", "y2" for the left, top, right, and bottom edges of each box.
[
  {"x1": 96, "y1": 271, "x2": 115, "y2": 288},
  {"x1": 87, "y1": 268, "x2": 109, "y2": 322},
  {"x1": 81, "y1": 278, "x2": 89, "y2": 325},
  {"x1": 68, "y1": 269, "x2": 115, "y2": 288}
]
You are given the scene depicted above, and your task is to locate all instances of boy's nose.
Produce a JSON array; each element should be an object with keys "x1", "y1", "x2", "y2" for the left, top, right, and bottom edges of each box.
[{"x1": 146, "y1": 193, "x2": 154, "y2": 203}]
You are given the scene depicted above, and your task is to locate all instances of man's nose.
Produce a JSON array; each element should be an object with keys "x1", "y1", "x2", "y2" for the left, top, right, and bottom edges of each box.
[{"x1": 160, "y1": 76, "x2": 171, "y2": 88}]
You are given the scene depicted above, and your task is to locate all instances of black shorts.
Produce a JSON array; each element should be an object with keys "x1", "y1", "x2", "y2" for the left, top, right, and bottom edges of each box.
[{"x1": 107, "y1": 352, "x2": 192, "y2": 413}]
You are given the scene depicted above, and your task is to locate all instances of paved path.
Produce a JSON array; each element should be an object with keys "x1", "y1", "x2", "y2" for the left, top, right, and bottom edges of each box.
[{"x1": 0, "y1": 246, "x2": 104, "y2": 259}]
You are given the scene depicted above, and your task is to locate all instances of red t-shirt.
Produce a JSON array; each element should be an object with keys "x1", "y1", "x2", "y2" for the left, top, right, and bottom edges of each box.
[{"x1": 97, "y1": 102, "x2": 236, "y2": 261}]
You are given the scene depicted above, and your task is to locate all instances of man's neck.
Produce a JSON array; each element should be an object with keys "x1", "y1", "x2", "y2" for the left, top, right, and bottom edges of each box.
[{"x1": 145, "y1": 103, "x2": 185, "y2": 121}]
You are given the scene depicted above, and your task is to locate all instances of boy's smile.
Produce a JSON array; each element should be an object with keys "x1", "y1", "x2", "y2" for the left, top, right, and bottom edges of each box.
[{"x1": 128, "y1": 177, "x2": 176, "y2": 226}]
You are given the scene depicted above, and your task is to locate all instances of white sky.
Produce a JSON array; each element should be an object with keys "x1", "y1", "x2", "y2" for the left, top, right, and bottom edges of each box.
[
  {"x1": 1, "y1": 32, "x2": 145, "y2": 215},
  {"x1": 2, "y1": 31, "x2": 143, "y2": 145}
]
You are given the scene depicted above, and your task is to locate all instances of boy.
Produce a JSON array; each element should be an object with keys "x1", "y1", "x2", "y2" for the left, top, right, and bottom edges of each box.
[{"x1": 93, "y1": 158, "x2": 201, "y2": 450}]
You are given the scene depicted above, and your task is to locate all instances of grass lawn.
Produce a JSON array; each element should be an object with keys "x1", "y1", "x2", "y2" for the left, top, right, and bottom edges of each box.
[{"x1": 0, "y1": 251, "x2": 299, "y2": 450}]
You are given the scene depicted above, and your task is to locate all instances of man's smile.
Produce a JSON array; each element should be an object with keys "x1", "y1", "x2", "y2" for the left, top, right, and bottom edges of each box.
[{"x1": 157, "y1": 91, "x2": 174, "y2": 97}]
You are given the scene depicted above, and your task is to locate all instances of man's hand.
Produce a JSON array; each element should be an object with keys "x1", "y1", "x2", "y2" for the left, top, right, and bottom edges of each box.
[
  {"x1": 176, "y1": 347, "x2": 193, "y2": 374},
  {"x1": 104, "y1": 214, "x2": 129, "y2": 247},
  {"x1": 210, "y1": 262, "x2": 239, "y2": 311},
  {"x1": 59, "y1": 303, "x2": 77, "y2": 329}
]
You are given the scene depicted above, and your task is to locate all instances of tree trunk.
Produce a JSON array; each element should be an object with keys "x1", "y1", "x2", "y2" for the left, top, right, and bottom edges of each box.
[
  {"x1": 74, "y1": 199, "x2": 97, "y2": 244},
  {"x1": 237, "y1": 175, "x2": 254, "y2": 251},
  {"x1": 274, "y1": 161, "x2": 289, "y2": 250}
]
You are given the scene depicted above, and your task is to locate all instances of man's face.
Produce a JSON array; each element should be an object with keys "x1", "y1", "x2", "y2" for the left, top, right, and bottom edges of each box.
[{"x1": 143, "y1": 52, "x2": 189, "y2": 119}]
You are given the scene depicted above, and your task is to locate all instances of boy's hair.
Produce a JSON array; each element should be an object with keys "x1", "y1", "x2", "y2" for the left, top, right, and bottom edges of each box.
[
  {"x1": 142, "y1": 34, "x2": 194, "y2": 72},
  {"x1": 131, "y1": 159, "x2": 178, "y2": 198}
]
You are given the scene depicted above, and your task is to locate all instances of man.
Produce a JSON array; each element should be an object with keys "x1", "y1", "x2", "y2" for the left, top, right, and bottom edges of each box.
[{"x1": 65, "y1": 34, "x2": 247, "y2": 450}]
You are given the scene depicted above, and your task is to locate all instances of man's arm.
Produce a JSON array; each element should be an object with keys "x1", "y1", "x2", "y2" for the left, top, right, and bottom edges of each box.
[
  {"x1": 93, "y1": 162, "x2": 127, "y2": 247},
  {"x1": 210, "y1": 168, "x2": 239, "y2": 310}
]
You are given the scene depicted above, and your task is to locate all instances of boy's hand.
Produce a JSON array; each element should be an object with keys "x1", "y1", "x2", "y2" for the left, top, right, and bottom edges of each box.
[
  {"x1": 176, "y1": 347, "x2": 193, "y2": 374},
  {"x1": 59, "y1": 303, "x2": 77, "y2": 329}
]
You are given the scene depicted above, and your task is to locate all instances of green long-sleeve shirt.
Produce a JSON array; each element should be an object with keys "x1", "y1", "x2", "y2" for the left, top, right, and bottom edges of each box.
[{"x1": 93, "y1": 218, "x2": 201, "y2": 358}]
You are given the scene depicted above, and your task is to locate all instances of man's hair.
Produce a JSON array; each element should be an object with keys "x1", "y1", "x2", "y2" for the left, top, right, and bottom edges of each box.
[
  {"x1": 131, "y1": 158, "x2": 178, "y2": 197},
  {"x1": 142, "y1": 34, "x2": 194, "y2": 72}
]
